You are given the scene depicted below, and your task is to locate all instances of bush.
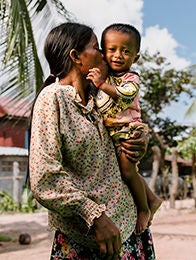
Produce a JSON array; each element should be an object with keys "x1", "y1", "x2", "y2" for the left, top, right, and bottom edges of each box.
[{"x1": 0, "y1": 188, "x2": 38, "y2": 213}]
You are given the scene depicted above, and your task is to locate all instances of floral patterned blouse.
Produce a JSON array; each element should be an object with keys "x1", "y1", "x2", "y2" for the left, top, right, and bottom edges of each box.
[{"x1": 29, "y1": 82, "x2": 136, "y2": 248}]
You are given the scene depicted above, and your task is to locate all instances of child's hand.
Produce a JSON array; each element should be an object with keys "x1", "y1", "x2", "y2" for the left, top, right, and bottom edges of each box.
[
  {"x1": 87, "y1": 68, "x2": 105, "y2": 87},
  {"x1": 97, "y1": 59, "x2": 108, "y2": 79}
]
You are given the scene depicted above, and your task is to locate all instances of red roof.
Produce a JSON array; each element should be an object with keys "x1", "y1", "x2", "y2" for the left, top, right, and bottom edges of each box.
[{"x1": 0, "y1": 96, "x2": 32, "y2": 118}]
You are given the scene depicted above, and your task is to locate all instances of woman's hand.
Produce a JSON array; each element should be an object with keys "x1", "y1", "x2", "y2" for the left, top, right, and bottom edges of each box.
[
  {"x1": 93, "y1": 212, "x2": 122, "y2": 259},
  {"x1": 120, "y1": 130, "x2": 149, "y2": 162}
]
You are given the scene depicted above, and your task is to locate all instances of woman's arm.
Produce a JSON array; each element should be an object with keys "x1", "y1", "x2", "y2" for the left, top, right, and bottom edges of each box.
[{"x1": 29, "y1": 89, "x2": 105, "y2": 228}]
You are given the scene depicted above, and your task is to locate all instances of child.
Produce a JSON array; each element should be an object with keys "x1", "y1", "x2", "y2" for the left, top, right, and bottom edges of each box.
[{"x1": 87, "y1": 23, "x2": 162, "y2": 234}]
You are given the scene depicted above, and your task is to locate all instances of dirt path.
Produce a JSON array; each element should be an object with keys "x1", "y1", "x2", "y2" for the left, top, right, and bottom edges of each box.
[
  {"x1": 0, "y1": 199, "x2": 196, "y2": 260},
  {"x1": 151, "y1": 199, "x2": 196, "y2": 260}
]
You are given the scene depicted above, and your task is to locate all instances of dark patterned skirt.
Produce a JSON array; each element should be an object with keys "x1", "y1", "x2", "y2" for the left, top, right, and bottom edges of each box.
[{"x1": 50, "y1": 228, "x2": 155, "y2": 260}]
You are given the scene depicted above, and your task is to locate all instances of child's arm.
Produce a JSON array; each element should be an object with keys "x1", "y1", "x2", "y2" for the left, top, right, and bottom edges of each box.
[
  {"x1": 87, "y1": 68, "x2": 118, "y2": 100},
  {"x1": 87, "y1": 68, "x2": 139, "y2": 102}
]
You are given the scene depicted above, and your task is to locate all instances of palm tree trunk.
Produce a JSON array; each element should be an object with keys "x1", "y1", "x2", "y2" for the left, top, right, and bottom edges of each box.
[
  {"x1": 192, "y1": 152, "x2": 196, "y2": 208},
  {"x1": 149, "y1": 146, "x2": 161, "y2": 193}
]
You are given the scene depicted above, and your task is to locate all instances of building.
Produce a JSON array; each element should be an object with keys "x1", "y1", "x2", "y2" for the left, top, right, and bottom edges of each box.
[
  {"x1": 0, "y1": 96, "x2": 31, "y2": 148},
  {"x1": 0, "y1": 97, "x2": 31, "y2": 201},
  {"x1": 165, "y1": 155, "x2": 192, "y2": 177}
]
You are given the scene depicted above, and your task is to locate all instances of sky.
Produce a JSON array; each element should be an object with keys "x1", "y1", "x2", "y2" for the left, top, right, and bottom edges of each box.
[{"x1": 59, "y1": 0, "x2": 195, "y2": 125}]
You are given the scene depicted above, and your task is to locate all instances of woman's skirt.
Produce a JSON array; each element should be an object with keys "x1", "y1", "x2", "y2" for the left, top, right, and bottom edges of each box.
[{"x1": 50, "y1": 228, "x2": 155, "y2": 260}]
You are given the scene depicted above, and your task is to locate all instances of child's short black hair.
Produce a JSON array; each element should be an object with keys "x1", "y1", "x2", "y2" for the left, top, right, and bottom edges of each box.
[{"x1": 101, "y1": 23, "x2": 141, "y2": 53}]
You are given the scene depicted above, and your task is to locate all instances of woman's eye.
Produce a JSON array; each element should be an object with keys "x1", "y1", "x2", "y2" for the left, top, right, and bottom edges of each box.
[
  {"x1": 124, "y1": 50, "x2": 130, "y2": 54},
  {"x1": 95, "y1": 47, "x2": 102, "y2": 52}
]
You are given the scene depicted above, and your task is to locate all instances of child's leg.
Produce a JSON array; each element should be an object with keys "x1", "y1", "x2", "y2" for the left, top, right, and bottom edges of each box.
[
  {"x1": 139, "y1": 175, "x2": 162, "y2": 224},
  {"x1": 119, "y1": 152, "x2": 150, "y2": 234}
]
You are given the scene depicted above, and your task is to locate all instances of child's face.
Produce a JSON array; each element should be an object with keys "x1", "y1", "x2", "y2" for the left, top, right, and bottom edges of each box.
[{"x1": 103, "y1": 30, "x2": 139, "y2": 73}]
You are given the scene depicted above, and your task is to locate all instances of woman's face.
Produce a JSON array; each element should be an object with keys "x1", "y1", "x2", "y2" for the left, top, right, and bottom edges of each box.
[{"x1": 79, "y1": 34, "x2": 107, "y2": 77}]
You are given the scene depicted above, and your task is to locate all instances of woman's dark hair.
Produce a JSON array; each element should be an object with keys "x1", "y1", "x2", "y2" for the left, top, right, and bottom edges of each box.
[
  {"x1": 26, "y1": 23, "x2": 94, "y2": 186},
  {"x1": 43, "y1": 22, "x2": 94, "y2": 88},
  {"x1": 101, "y1": 23, "x2": 141, "y2": 53}
]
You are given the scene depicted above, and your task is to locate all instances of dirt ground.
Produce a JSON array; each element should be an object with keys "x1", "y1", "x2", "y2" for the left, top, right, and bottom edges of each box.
[{"x1": 0, "y1": 199, "x2": 196, "y2": 260}]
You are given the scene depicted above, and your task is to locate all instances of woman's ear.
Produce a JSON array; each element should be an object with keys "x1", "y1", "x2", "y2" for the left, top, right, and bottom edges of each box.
[
  {"x1": 133, "y1": 53, "x2": 140, "y2": 63},
  {"x1": 70, "y1": 49, "x2": 81, "y2": 64}
]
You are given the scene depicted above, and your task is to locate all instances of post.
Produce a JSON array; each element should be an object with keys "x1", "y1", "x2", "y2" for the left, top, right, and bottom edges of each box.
[
  {"x1": 13, "y1": 161, "x2": 20, "y2": 204},
  {"x1": 169, "y1": 148, "x2": 179, "y2": 208}
]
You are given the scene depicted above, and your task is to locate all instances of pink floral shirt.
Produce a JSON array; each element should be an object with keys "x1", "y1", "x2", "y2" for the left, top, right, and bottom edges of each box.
[
  {"x1": 96, "y1": 71, "x2": 141, "y2": 124},
  {"x1": 29, "y1": 82, "x2": 136, "y2": 247}
]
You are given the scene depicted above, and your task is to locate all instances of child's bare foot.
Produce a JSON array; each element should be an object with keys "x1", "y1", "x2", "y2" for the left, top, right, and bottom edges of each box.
[
  {"x1": 148, "y1": 197, "x2": 163, "y2": 226},
  {"x1": 135, "y1": 209, "x2": 151, "y2": 234}
]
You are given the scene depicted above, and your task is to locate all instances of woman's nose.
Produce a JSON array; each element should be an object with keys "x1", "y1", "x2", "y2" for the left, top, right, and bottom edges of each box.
[{"x1": 114, "y1": 50, "x2": 122, "y2": 58}]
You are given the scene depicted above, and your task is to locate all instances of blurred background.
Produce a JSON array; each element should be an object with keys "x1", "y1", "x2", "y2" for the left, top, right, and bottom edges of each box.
[{"x1": 0, "y1": 1, "x2": 195, "y2": 259}]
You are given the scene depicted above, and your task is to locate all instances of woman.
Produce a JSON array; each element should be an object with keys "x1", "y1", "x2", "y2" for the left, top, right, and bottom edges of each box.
[{"x1": 29, "y1": 22, "x2": 155, "y2": 259}]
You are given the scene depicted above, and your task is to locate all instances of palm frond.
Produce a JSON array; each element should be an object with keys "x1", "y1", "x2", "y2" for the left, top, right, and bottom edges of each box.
[
  {"x1": 29, "y1": 0, "x2": 73, "y2": 19},
  {"x1": 185, "y1": 99, "x2": 196, "y2": 118},
  {"x1": 0, "y1": 0, "x2": 74, "y2": 100},
  {"x1": 185, "y1": 64, "x2": 196, "y2": 118},
  {"x1": 0, "y1": 0, "x2": 43, "y2": 97},
  {"x1": 187, "y1": 64, "x2": 196, "y2": 86}
]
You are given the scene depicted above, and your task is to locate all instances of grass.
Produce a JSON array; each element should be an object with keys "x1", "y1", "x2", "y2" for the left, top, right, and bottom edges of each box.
[{"x1": 0, "y1": 233, "x2": 16, "y2": 242}]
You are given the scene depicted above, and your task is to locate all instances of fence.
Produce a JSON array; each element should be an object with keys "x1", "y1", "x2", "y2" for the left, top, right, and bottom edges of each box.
[{"x1": 0, "y1": 154, "x2": 28, "y2": 203}]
